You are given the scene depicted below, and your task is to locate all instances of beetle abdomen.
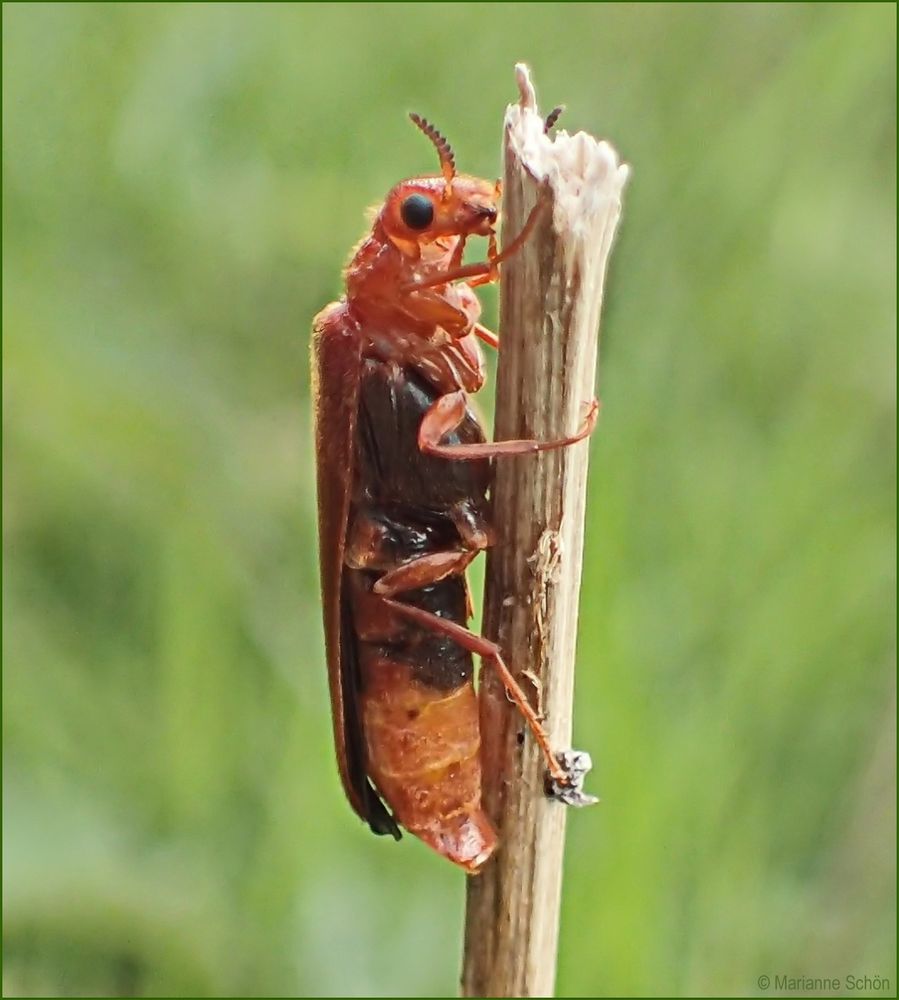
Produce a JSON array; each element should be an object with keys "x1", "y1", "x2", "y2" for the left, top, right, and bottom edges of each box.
[
  {"x1": 345, "y1": 569, "x2": 496, "y2": 869},
  {"x1": 359, "y1": 652, "x2": 496, "y2": 872}
]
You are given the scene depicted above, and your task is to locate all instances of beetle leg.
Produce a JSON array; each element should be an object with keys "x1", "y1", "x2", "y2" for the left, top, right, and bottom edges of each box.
[
  {"x1": 347, "y1": 504, "x2": 491, "y2": 602},
  {"x1": 372, "y1": 548, "x2": 479, "y2": 598},
  {"x1": 486, "y1": 229, "x2": 498, "y2": 263},
  {"x1": 419, "y1": 392, "x2": 599, "y2": 461},
  {"x1": 400, "y1": 195, "x2": 550, "y2": 293},
  {"x1": 449, "y1": 499, "x2": 493, "y2": 551},
  {"x1": 464, "y1": 233, "x2": 501, "y2": 289},
  {"x1": 473, "y1": 322, "x2": 499, "y2": 350},
  {"x1": 400, "y1": 261, "x2": 489, "y2": 294},
  {"x1": 449, "y1": 234, "x2": 467, "y2": 271},
  {"x1": 379, "y1": 597, "x2": 570, "y2": 785}
]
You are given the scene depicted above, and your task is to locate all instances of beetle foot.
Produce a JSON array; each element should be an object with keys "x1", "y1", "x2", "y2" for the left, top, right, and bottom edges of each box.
[{"x1": 545, "y1": 749, "x2": 599, "y2": 807}]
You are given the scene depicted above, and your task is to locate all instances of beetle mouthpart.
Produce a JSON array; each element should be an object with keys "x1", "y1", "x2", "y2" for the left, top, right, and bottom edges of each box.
[
  {"x1": 415, "y1": 810, "x2": 498, "y2": 873},
  {"x1": 466, "y1": 203, "x2": 498, "y2": 236}
]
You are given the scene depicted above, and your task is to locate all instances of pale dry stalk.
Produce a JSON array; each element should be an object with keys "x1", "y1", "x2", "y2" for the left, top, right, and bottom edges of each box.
[{"x1": 461, "y1": 65, "x2": 629, "y2": 999}]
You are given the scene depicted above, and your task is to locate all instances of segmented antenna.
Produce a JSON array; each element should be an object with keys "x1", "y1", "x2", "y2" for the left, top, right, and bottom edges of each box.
[
  {"x1": 544, "y1": 105, "x2": 565, "y2": 134},
  {"x1": 409, "y1": 112, "x2": 456, "y2": 191}
]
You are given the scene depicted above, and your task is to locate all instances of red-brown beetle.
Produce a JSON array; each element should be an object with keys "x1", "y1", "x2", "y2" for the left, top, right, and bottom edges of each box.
[{"x1": 312, "y1": 112, "x2": 597, "y2": 872}]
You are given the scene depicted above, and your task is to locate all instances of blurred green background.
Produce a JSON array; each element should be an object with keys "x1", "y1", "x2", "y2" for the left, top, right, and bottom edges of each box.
[{"x1": 3, "y1": 3, "x2": 895, "y2": 997}]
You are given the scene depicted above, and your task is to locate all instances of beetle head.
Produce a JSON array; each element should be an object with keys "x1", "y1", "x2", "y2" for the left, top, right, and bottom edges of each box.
[{"x1": 378, "y1": 114, "x2": 501, "y2": 257}]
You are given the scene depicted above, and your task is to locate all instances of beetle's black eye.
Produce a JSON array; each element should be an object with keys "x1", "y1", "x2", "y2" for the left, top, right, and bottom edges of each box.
[{"x1": 400, "y1": 193, "x2": 434, "y2": 230}]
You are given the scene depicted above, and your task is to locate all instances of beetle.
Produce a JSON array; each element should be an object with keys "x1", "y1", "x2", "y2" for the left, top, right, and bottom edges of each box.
[{"x1": 311, "y1": 112, "x2": 597, "y2": 872}]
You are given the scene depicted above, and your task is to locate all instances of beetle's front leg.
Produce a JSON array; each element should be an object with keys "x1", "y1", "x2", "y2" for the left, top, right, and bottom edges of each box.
[
  {"x1": 400, "y1": 194, "x2": 550, "y2": 294},
  {"x1": 473, "y1": 322, "x2": 499, "y2": 349}
]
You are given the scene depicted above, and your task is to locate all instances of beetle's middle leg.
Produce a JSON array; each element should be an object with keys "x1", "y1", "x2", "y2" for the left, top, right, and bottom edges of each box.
[{"x1": 419, "y1": 391, "x2": 599, "y2": 461}]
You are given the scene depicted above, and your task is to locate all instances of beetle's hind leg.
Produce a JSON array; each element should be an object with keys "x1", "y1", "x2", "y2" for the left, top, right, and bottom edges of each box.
[
  {"x1": 380, "y1": 597, "x2": 571, "y2": 786},
  {"x1": 372, "y1": 549, "x2": 478, "y2": 598},
  {"x1": 345, "y1": 503, "x2": 490, "y2": 601}
]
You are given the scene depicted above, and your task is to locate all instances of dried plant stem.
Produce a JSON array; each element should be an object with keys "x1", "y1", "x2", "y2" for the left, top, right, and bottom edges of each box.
[{"x1": 461, "y1": 65, "x2": 629, "y2": 999}]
